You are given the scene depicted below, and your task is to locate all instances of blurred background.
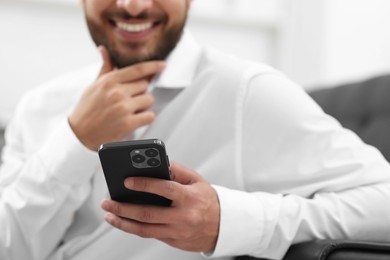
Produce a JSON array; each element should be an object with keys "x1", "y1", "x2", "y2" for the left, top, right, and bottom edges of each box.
[{"x1": 1, "y1": 0, "x2": 390, "y2": 126}]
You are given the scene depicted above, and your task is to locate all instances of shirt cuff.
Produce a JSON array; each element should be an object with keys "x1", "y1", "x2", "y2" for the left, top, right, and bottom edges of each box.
[
  {"x1": 203, "y1": 185, "x2": 264, "y2": 258},
  {"x1": 204, "y1": 185, "x2": 284, "y2": 258},
  {"x1": 38, "y1": 119, "x2": 99, "y2": 186}
]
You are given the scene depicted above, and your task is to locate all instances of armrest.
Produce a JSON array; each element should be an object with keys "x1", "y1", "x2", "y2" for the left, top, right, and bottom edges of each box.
[
  {"x1": 284, "y1": 240, "x2": 390, "y2": 260},
  {"x1": 235, "y1": 240, "x2": 390, "y2": 260}
]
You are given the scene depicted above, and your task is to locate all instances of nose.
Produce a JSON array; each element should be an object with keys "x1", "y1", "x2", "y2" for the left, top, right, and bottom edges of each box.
[{"x1": 116, "y1": 0, "x2": 153, "y2": 17}]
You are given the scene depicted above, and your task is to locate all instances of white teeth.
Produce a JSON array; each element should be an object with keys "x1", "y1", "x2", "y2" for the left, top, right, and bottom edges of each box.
[{"x1": 117, "y1": 22, "x2": 153, "y2": 32}]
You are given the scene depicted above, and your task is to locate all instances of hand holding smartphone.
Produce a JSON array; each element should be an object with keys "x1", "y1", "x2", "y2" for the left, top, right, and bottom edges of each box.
[{"x1": 98, "y1": 139, "x2": 172, "y2": 206}]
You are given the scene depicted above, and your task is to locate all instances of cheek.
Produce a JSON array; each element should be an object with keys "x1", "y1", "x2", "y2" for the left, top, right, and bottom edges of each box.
[
  {"x1": 154, "y1": 0, "x2": 190, "y2": 19},
  {"x1": 84, "y1": 0, "x2": 111, "y2": 19}
]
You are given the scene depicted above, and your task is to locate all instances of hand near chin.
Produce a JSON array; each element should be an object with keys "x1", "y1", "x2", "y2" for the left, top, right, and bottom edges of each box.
[
  {"x1": 100, "y1": 162, "x2": 221, "y2": 253},
  {"x1": 68, "y1": 45, "x2": 166, "y2": 151}
]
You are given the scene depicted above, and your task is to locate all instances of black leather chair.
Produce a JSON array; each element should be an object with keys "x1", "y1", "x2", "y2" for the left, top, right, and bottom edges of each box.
[
  {"x1": 237, "y1": 240, "x2": 390, "y2": 260},
  {"x1": 237, "y1": 74, "x2": 390, "y2": 260},
  {"x1": 310, "y1": 74, "x2": 390, "y2": 162}
]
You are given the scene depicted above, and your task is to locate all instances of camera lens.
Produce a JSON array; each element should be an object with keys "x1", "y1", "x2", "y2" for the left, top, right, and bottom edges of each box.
[
  {"x1": 132, "y1": 154, "x2": 146, "y2": 164},
  {"x1": 145, "y1": 148, "x2": 158, "y2": 157},
  {"x1": 147, "y1": 158, "x2": 160, "y2": 167}
]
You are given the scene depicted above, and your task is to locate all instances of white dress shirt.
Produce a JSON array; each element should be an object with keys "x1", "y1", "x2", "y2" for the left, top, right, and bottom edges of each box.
[{"x1": 1, "y1": 31, "x2": 390, "y2": 260}]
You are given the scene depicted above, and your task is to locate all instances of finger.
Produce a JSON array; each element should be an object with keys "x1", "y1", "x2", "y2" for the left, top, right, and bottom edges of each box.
[
  {"x1": 169, "y1": 161, "x2": 204, "y2": 185},
  {"x1": 97, "y1": 45, "x2": 113, "y2": 77},
  {"x1": 128, "y1": 94, "x2": 154, "y2": 113},
  {"x1": 104, "y1": 212, "x2": 172, "y2": 239},
  {"x1": 130, "y1": 111, "x2": 156, "y2": 128},
  {"x1": 123, "y1": 79, "x2": 149, "y2": 97},
  {"x1": 101, "y1": 199, "x2": 173, "y2": 224},
  {"x1": 115, "y1": 61, "x2": 166, "y2": 83},
  {"x1": 124, "y1": 177, "x2": 185, "y2": 202}
]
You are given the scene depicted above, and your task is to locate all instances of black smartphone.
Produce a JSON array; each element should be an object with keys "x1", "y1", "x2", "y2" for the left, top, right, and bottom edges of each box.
[{"x1": 98, "y1": 139, "x2": 172, "y2": 207}]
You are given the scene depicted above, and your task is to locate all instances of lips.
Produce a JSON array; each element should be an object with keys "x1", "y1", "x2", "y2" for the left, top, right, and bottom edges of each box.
[
  {"x1": 116, "y1": 21, "x2": 153, "y2": 33},
  {"x1": 111, "y1": 18, "x2": 162, "y2": 42},
  {"x1": 105, "y1": 9, "x2": 167, "y2": 43}
]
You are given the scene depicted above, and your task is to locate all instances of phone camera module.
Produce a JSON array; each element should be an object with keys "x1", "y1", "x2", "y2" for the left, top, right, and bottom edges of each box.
[
  {"x1": 132, "y1": 154, "x2": 146, "y2": 164},
  {"x1": 130, "y1": 147, "x2": 161, "y2": 168},
  {"x1": 145, "y1": 148, "x2": 158, "y2": 157},
  {"x1": 147, "y1": 158, "x2": 161, "y2": 167}
]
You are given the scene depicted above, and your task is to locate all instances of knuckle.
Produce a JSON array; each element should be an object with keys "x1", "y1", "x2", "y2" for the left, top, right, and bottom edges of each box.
[
  {"x1": 134, "y1": 178, "x2": 149, "y2": 191},
  {"x1": 113, "y1": 217, "x2": 124, "y2": 229},
  {"x1": 107, "y1": 89, "x2": 125, "y2": 103},
  {"x1": 132, "y1": 62, "x2": 160, "y2": 77},
  {"x1": 132, "y1": 64, "x2": 146, "y2": 76},
  {"x1": 165, "y1": 181, "x2": 176, "y2": 197},
  {"x1": 111, "y1": 202, "x2": 123, "y2": 216},
  {"x1": 139, "y1": 79, "x2": 149, "y2": 87},
  {"x1": 121, "y1": 119, "x2": 133, "y2": 131},
  {"x1": 139, "y1": 112, "x2": 156, "y2": 127},
  {"x1": 119, "y1": 101, "x2": 131, "y2": 112},
  {"x1": 137, "y1": 227, "x2": 152, "y2": 238},
  {"x1": 138, "y1": 209, "x2": 153, "y2": 222},
  {"x1": 121, "y1": 116, "x2": 136, "y2": 131},
  {"x1": 98, "y1": 75, "x2": 115, "y2": 89},
  {"x1": 177, "y1": 189, "x2": 191, "y2": 204},
  {"x1": 131, "y1": 81, "x2": 148, "y2": 94},
  {"x1": 128, "y1": 102, "x2": 138, "y2": 114},
  {"x1": 114, "y1": 103, "x2": 130, "y2": 118},
  {"x1": 186, "y1": 212, "x2": 202, "y2": 227}
]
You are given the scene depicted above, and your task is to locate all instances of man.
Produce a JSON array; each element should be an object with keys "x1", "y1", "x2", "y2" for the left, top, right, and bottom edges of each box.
[{"x1": 1, "y1": 0, "x2": 390, "y2": 259}]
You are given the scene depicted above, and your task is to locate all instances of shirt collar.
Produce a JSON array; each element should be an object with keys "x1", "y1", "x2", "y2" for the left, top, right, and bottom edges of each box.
[{"x1": 152, "y1": 30, "x2": 202, "y2": 89}]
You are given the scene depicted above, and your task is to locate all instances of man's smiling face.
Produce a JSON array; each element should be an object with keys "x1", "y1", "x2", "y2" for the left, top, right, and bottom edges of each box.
[{"x1": 82, "y1": 0, "x2": 191, "y2": 68}]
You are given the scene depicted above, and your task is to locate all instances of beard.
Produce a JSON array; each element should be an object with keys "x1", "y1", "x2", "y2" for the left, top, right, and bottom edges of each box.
[{"x1": 85, "y1": 9, "x2": 187, "y2": 68}]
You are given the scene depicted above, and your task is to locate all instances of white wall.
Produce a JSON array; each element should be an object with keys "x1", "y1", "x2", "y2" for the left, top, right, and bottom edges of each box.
[
  {"x1": 279, "y1": 0, "x2": 390, "y2": 89},
  {"x1": 188, "y1": 0, "x2": 280, "y2": 64},
  {"x1": 323, "y1": 0, "x2": 390, "y2": 86},
  {"x1": 0, "y1": 0, "x2": 98, "y2": 125}
]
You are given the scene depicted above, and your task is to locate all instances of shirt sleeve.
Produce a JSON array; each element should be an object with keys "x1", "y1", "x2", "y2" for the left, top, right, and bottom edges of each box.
[
  {"x1": 0, "y1": 111, "x2": 99, "y2": 260},
  {"x1": 209, "y1": 70, "x2": 390, "y2": 259}
]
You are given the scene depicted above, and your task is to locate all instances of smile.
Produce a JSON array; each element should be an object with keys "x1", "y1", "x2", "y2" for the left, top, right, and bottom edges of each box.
[{"x1": 116, "y1": 21, "x2": 153, "y2": 33}]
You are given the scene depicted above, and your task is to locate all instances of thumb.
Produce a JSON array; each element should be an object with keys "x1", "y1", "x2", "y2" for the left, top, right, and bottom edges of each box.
[
  {"x1": 170, "y1": 161, "x2": 204, "y2": 185},
  {"x1": 97, "y1": 45, "x2": 113, "y2": 76}
]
